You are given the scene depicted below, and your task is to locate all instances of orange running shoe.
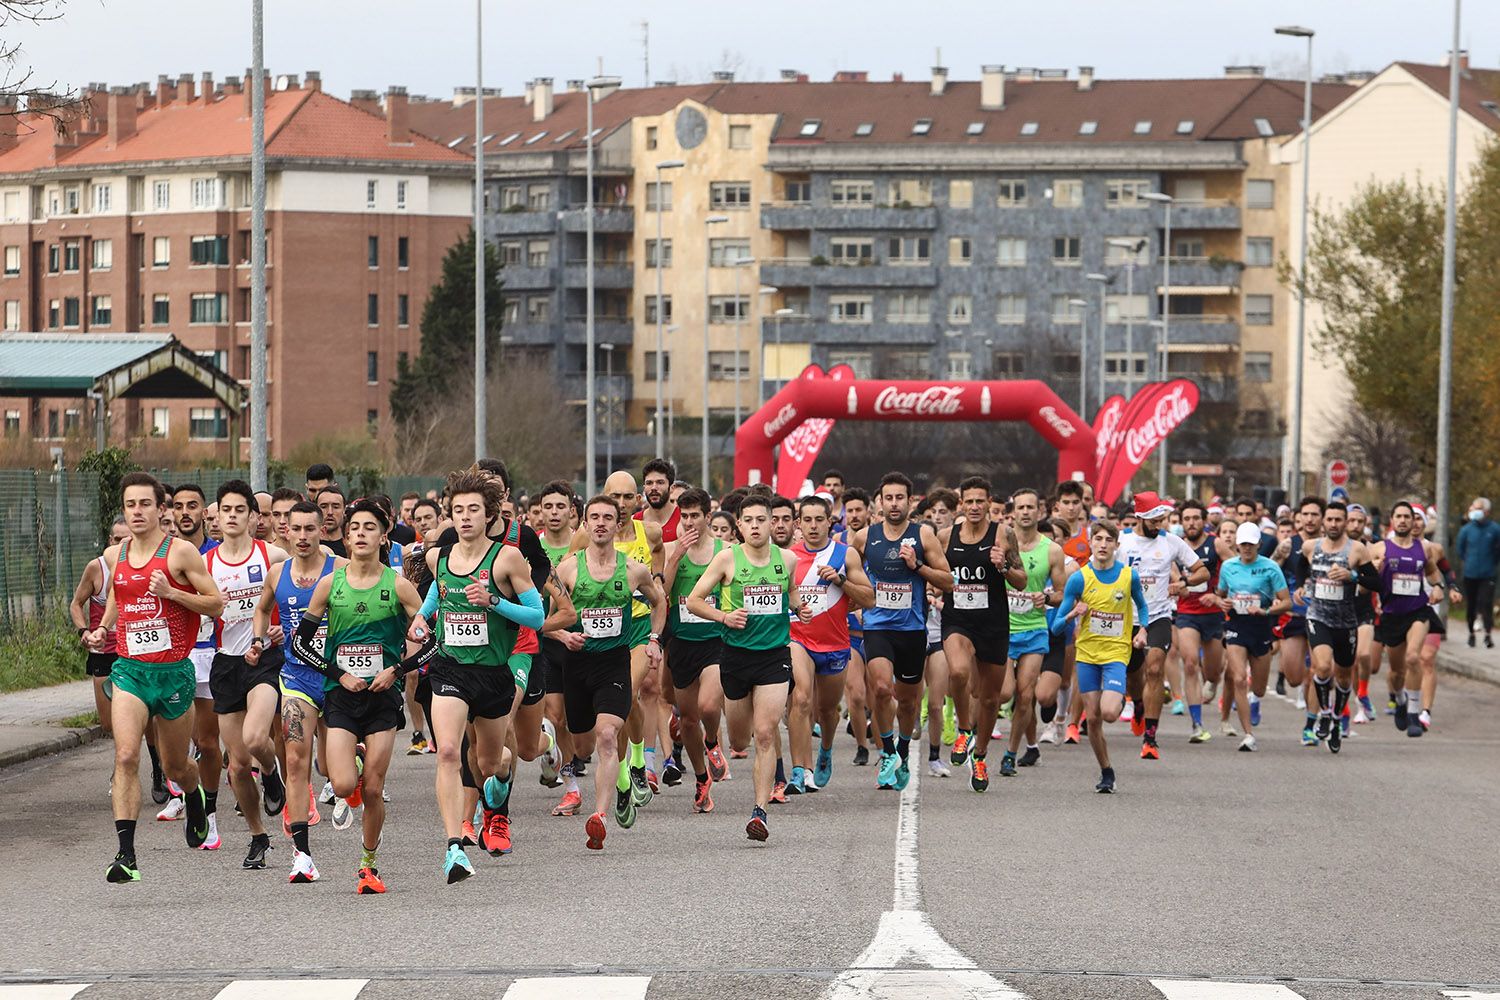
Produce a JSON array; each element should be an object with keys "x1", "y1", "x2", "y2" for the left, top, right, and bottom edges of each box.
[
  {"x1": 585, "y1": 812, "x2": 607, "y2": 850},
  {"x1": 552, "y1": 789, "x2": 582, "y2": 816},
  {"x1": 949, "y1": 731, "x2": 972, "y2": 766},
  {"x1": 355, "y1": 866, "x2": 386, "y2": 894},
  {"x1": 706, "y1": 746, "x2": 730, "y2": 782},
  {"x1": 307, "y1": 786, "x2": 321, "y2": 826},
  {"x1": 461, "y1": 820, "x2": 477, "y2": 847},
  {"x1": 769, "y1": 780, "x2": 788, "y2": 804},
  {"x1": 1130, "y1": 716, "x2": 1146, "y2": 738},
  {"x1": 1140, "y1": 740, "x2": 1160, "y2": 760},
  {"x1": 1064, "y1": 723, "x2": 1080, "y2": 744},
  {"x1": 693, "y1": 777, "x2": 714, "y2": 813},
  {"x1": 481, "y1": 810, "x2": 512, "y2": 856},
  {"x1": 730, "y1": 747, "x2": 749, "y2": 759},
  {"x1": 969, "y1": 757, "x2": 990, "y2": 793}
]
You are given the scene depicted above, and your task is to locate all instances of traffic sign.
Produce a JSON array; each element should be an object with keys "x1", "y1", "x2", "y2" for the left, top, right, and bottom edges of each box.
[
  {"x1": 1171, "y1": 463, "x2": 1223, "y2": 476},
  {"x1": 1330, "y1": 486, "x2": 1350, "y2": 502},
  {"x1": 1327, "y1": 460, "x2": 1350, "y2": 487}
]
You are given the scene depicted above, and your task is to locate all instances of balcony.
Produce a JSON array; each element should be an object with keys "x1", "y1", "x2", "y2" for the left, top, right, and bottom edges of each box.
[
  {"x1": 1160, "y1": 314, "x2": 1239, "y2": 346},
  {"x1": 760, "y1": 201, "x2": 938, "y2": 232},
  {"x1": 760, "y1": 257, "x2": 938, "y2": 289},
  {"x1": 767, "y1": 314, "x2": 939, "y2": 346},
  {"x1": 1160, "y1": 257, "x2": 1243, "y2": 292},
  {"x1": 1176, "y1": 373, "x2": 1239, "y2": 403},
  {"x1": 1170, "y1": 199, "x2": 1241, "y2": 230},
  {"x1": 560, "y1": 205, "x2": 635, "y2": 233},
  {"x1": 496, "y1": 264, "x2": 556, "y2": 290},
  {"x1": 562, "y1": 260, "x2": 634, "y2": 289},
  {"x1": 561, "y1": 371, "x2": 632, "y2": 404},
  {"x1": 563, "y1": 315, "x2": 633, "y2": 345},
  {"x1": 488, "y1": 209, "x2": 557, "y2": 236}
]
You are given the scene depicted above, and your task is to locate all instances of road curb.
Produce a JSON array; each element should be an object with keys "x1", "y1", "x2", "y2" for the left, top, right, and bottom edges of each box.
[
  {"x1": 1438, "y1": 655, "x2": 1500, "y2": 687},
  {"x1": 0, "y1": 724, "x2": 106, "y2": 770}
]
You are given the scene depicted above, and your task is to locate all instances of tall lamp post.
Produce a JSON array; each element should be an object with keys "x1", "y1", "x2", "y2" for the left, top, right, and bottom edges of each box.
[
  {"x1": 728, "y1": 258, "x2": 758, "y2": 430},
  {"x1": 472, "y1": 0, "x2": 487, "y2": 462},
  {"x1": 583, "y1": 75, "x2": 619, "y2": 497},
  {"x1": 652, "y1": 159, "x2": 685, "y2": 458},
  {"x1": 600, "y1": 342, "x2": 615, "y2": 472},
  {"x1": 1085, "y1": 272, "x2": 1109, "y2": 417},
  {"x1": 754, "y1": 285, "x2": 777, "y2": 412},
  {"x1": 766, "y1": 307, "x2": 794, "y2": 404},
  {"x1": 701, "y1": 214, "x2": 728, "y2": 486},
  {"x1": 1141, "y1": 190, "x2": 1174, "y2": 493},
  {"x1": 1068, "y1": 298, "x2": 1089, "y2": 412},
  {"x1": 1108, "y1": 238, "x2": 1146, "y2": 397},
  {"x1": 1435, "y1": 0, "x2": 1461, "y2": 543},
  {"x1": 1276, "y1": 23, "x2": 1315, "y2": 494}
]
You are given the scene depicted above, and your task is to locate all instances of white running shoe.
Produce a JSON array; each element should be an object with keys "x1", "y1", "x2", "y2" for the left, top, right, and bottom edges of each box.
[
  {"x1": 289, "y1": 849, "x2": 320, "y2": 883},
  {"x1": 1353, "y1": 707, "x2": 1371, "y2": 724},
  {"x1": 1038, "y1": 721, "x2": 1060, "y2": 745},
  {"x1": 539, "y1": 718, "x2": 561, "y2": 785},
  {"x1": 1418, "y1": 709, "x2": 1432, "y2": 729},
  {"x1": 331, "y1": 797, "x2": 354, "y2": 831},
  {"x1": 1238, "y1": 734, "x2": 1258, "y2": 752},
  {"x1": 198, "y1": 813, "x2": 221, "y2": 850},
  {"x1": 319, "y1": 780, "x2": 336, "y2": 805},
  {"x1": 1221, "y1": 721, "x2": 1239, "y2": 738},
  {"x1": 927, "y1": 758, "x2": 951, "y2": 778},
  {"x1": 1202, "y1": 681, "x2": 1216, "y2": 703},
  {"x1": 1295, "y1": 694, "x2": 1307, "y2": 710},
  {"x1": 990, "y1": 721, "x2": 1005, "y2": 740},
  {"x1": 1120, "y1": 700, "x2": 1136, "y2": 722},
  {"x1": 156, "y1": 796, "x2": 185, "y2": 821}
]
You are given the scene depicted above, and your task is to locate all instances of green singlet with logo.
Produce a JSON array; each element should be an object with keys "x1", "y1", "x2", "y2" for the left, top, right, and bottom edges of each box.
[
  {"x1": 669, "y1": 538, "x2": 724, "y2": 642},
  {"x1": 571, "y1": 549, "x2": 633, "y2": 653},
  {"x1": 323, "y1": 564, "x2": 405, "y2": 689},
  {"x1": 436, "y1": 543, "x2": 515, "y2": 666},
  {"x1": 721, "y1": 546, "x2": 792, "y2": 651},
  {"x1": 1007, "y1": 540, "x2": 1053, "y2": 634}
]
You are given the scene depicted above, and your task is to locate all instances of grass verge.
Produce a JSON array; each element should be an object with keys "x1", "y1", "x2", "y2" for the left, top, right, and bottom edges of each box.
[{"x1": 0, "y1": 602, "x2": 89, "y2": 693}]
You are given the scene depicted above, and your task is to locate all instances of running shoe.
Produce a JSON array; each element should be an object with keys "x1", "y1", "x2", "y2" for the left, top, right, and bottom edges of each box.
[
  {"x1": 852, "y1": 745, "x2": 870, "y2": 766},
  {"x1": 1250, "y1": 699, "x2": 1263, "y2": 728},
  {"x1": 445, "y1": 840, "x2": 477, "y2": 882},
  {"x1": 894, "y1": 758, "x2": 911, "y2": 791},
  {"x1": 1120, "y1": 699, "x2": 1135, "y2": 723},
  {"x1": 1353, "y1": 706, "x2": 1371, "y2": 724},
  {"x1": 156, "y1": 796, "x2": 185, "y2": 821},
  {"x1": 480, "y1": 809, "x2": 512, "y2": 856},
  {"x1": 950, "y1": 731, "x2": 972, "y2": 766},
  {"x1": 920, "y1": 692, "x2": 929, "y2": 726},
  {"x1": 1418, "y1": 709, "x2": 1432, "y2": 730},
  {"x1": 106, "y1": 852, "x2": 141, "y2": 883},
  {"x1": 150, "y1": 769, "x2": 169, "y2": 805},
  {"x1": 460, "y1": 820, "x2": 477, "y2": 846},
  {"x1": 243, "y1": 834, "x2": 271, "y2": 870},
  {"x1": 1064, "y1": 723, "x2": 1080, "y2": 745},
  {"x1": 999, "y1": 697, "x2": 1014, "y2": 720},
  {"x1": 661, "y1": 756, "x2": 684, "y2": 788},
  {"x1": 629, "y1": 766, "x2": 653, "y2": 808},
  {"x1": 1130, "y1": 715, "x2": 1145, "y2": 738},
  {"x1": 745, "y1": 806, "x2": 769, "y2": 842},
  {"x1": 941, "y1": 699, "x2": 957, "y2": 746},
  {"x1": 814, "y1": 747, "x2": 834, "y2": 788},
  {"x1": 184, "y1": 786, "x2": 210, "y2": 849},
  {"x1": 345, "y1": 759, "x2": 366, "y2": 810},
  {"x1": 356, "y1": 866, "x2": 387, "y2": 894},
  {"x1": 1140, "y1": 740, "x2": 1160, "y2": 761},
  {"x1": 1393, "y1": 697, "x2": 1409, "y2": 731},
  {"x1": 1386, "y1": 697, "x2": 1398, "y2": 715},
  {"x1": 990, "y1": 719, "x2": 1005, "y2": 740},
  {"x1": 585, "y1": 812, "x2": 608, "y2": 851},
  {"x1": 999, "y1": 752, "x2": 1017, "y2": 777},
  {"x1": 646, "y1": 769, "x2": 660, "y2": 794},
  {"x1": 289, "y1": 850, "x2": 319, "y2": 883},
  {"x1": 1275, "y1": 674, "x2": 1287, "y2": 697},
  {"x1": 1038, "y1": 722, "x2": 1060, "y2": 745},
  {"x1": 785, "y1": 767, "x2": 806, "y2": 795},
  {"x1": 1189, "y1": 725, "x2": 1212, "y2": 744},
  {"x1": 1239, "y1": 734, "x2": 1258, "y2": 752},
  {"x1": 770, "y1": 780, "x2": 788, "y2": 804},
  {"x1": 1328, "y1": 722, "x2": 1342, "y2": 754},
  {"x1": 1079, "y1": 718, "x2": 1089, "y2": 737},
  {"x1": 1316, "y1": 713, "x2": 1332, "y2": 741},
  {"x1": 1300, "y1": 727, "x2": 1318, "y2": 747},
  {"x1": 1221, "y1": 721, "x2": 1239, "y2": 737},
  {"x1": 693, "y1": 777, "x2": 714, "y2": 814},
  {"x1": 1202, "y1": 680, "x2": 1216, "y2": 702},
  {"x1": 538, "y1": 719, "x2": 562, "y2": 787},
  {"x1": 407, "y1": 732, "x2": 428, "y2": 755},
  {"x1": 261, "y1": 761, "x2": 286, "y2": 817},
  {"x1": 331, "y1": 797, "x2": 354, "y2": 831},
  {"x1": 729, "y1": 747, "x2": 749, "y2": 759},
  {"x1": 319, "y1": 780, "x2": 336, "y2": 805},
  {"x1": 1095, "y1": 767, "x2": 1116, "y2": 794},
  {"x1": 1018, "y1": 746, "x2": 1041, "y2": 767},
  {"x1": 614, "y1": 786, "x2": 637, "y2": 829},
  {"x1": 306, "y1": 786, "x2": 321, "y2": 826},
  {"x1": 928, "y1": 758, "x2": 951, "y2": 778},
  {"x1": 551, "y1": 789, "x2": 582, "y2": 817},
  {"x1": 1170, "y1": 699, "x2": 1186, "y2": 716},
  {"x1": 669, "y1": 708, "x2": 682, "y2": 745},
  {"x1": 969, "y1": 757, "x2": 989, "y2": 792},
  {"x1": 1293, "y1": 694, "x2": 1305, "y2": 712},
  {"x1": 706, "y1": 745, "x2": 729, "y2": 782},
  {"x1": 199, "y1": 813, "x2": 221, "y2": 851},
  {"x1": 1406, "y1": 715, "x2": 1424, "y2": 738},
  {"x1": 1359, "y1": 695, "x2": 1376, "y2": 719},
  {"x1": 876, "y1": 751, "x2": 899, "y2": 789}
]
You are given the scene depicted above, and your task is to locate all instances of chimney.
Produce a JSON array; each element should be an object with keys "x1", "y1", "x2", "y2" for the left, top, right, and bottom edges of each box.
[
  {"x1": 892, "y1": 72, "x2": 904, "y2": 82},
  {"x1": 0, "y1": 97, "x2": 17, "y2": 153},
  {"x1": 980, "y1": 64, "x2": 1005, "y2": 108},
  {"x1": 349, "y1": 89, "x2": 380, "y2": 114},
  {"x1": 304, "y1": 70, "x2": 321, "y2": 92},
  {"x1": 930, "y1": 65, "x2": 948, "y2": 96},
  {"x1": 653, "y1": 80, "x2": 677, "y2": 88},
  {"x1": 134, "y1": 83, "x2": 150, "y2": 110},
  {"x1": 712, "y1": 70, "x2": 734, "y2": 83},
  {"x1": 223, "y1": 75, "x2": 242, "y2": 96},
  {"x1": 156, "y1": 74, "x2": 177, "y2": 108},
  {"x1": 593, "y1": 79, "x2": 620, "y2": 99},
  {"x1": 1223, "y1": 65, "x2": 1264, "y2": 78},
  {"x1": 1077, "y1": 66, "x2": 1095, "y2": 91},
  {"x1": 832, "y1": 70, "x2": 868, "y2": 83},
  {"x1": 1442, "y1": 49, "x2": 1470, "y2": 72},
  {"x1": 532, "y1": 77, "x2": 553, "y2": 120},
  {"x1": 522, "y1": 80, "x2": 533, "y2": 105},
  {"x1": 277, "y1": 73, "x2": 299, "y2": 91},
  {"x1": 200, "y1": 71, "x2": 214, "y2": 99},
  {"x1": 780, "y1": 69, "x2": 800, "y2": 82},
  {"x1": 567, "y1": 79, "x2": 584, "y2": 93},
  {"x1": 385, "y1": 85, "x2": 410, "y2": 143},
  {"x1": 177, "y1": 73, "x2": 195, "y2": 103},
  {"x1": 241, "y1": 69, "x2": 271, "y2": 116},
  {"x1": 107, "y1": 86, "x2": 137, "y2": 144},
  {"x1": 83, "y1": 86, "x2": 109, "y2": 129},
  {"x1": 452, "y1": 85, "x2": 475, "y2": 107}
]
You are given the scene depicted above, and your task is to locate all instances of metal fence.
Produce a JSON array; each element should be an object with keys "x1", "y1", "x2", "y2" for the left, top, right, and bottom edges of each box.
[{"x1": 0, "y1": 467, "x2": 442, "y2": 630}]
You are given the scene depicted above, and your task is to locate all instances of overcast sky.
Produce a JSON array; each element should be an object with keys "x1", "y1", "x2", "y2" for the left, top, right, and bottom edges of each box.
[{"x1": 10, "y1": 0, "x2": 1493, "y2": 101}]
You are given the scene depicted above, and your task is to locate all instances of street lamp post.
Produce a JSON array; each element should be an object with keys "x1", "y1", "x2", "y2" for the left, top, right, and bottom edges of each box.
[
  {"x1": 1067, "y1": 298, "x2": 1089, "y2": 413},
  {"x1": 729, "y1": 258, "x2": 758, "y2": 430},
  {"x1": 1435, "y1": 0, "x2": 1462, "y2": 544},
  {"x1": 1108, "y1": 238, "x2": 1146, "y2": 397},
  {"x1": 702, "y1": 214, "x2": 728, "y2": 487},
  {"x1": 600, "y1": 343, "x2": 615, "y2": 472},
  {"x1": 1276, "y1": 24, "x2": 1315, "y2": 494},
  {"x1": 472, "y1": 0, "x2": 486, "y2": 463},
  {"x1": 755, "y1": 285, "x2": 777, "y2": 411},
  {"x1": 583, "y1": 76, "x2": 618, "y2": 496},
  {"x1": 249, "y1": 0, "x2": 267, "y2": 486},
  {"x1": 768, "y1": 307, "x2": 794, "y2": 402},
  {"x1": 652, "y1": 159, "x2": 685, "y2": 458},
  {"x1": 1141, "y1": 191, "x2": 1174, "y2": 493},
  {"x1": 1086, "y1": 272, "x2": 1109, "y2": 417}
]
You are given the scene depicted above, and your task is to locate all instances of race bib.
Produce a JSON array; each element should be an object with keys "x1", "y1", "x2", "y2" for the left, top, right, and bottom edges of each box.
[
  {"x1": 336, "y1": 642, "x2": 383, "y2": 679},
  {"x1": 125, "y1": 618, "x2": 171, "y2": 657},
  {"x1": 1186, "y1": 581, "x2": 1208, "y2": 594},
  {"x1": 581, "y1": 607, "x2": 623, "y2": 639},
  {"x1": 311, "y1": 625, "x2": 326, "y2": 657},
  {"x1": 743, "y1": 584, "x2": 784, "y2": 616},
  {"x1": 1088, "y1": 611, "x2": 1124, "y2": 638},
  {"x1": 1314, "y1": 580, "x2": 1344, "y2": 601},
  {"x1": 875, "y1": 582, "x2": 912, "y2": 611},
  {"x1": 1392, "y1": 573, "x2": 1421, "y2": 597},
  {"x1": 798, "y1": 586, "x2": 829, "y2": 617},
  {"x1": 444, "y1": 610, "x2": 489, "y2": 647},
  {"x1": 223, "y1": 588, "x2": 258, "y2": 624},
  {"x1": 1231, "y1": 592, "x2": 1259, "y2": 615},
  {"x1": 953, "y1": 585, "x2": 989, "y2": 610},
  {"x1": 1006, "y1": 592, "x2": 1032, "y2": 614},
  {"x1": 679, "y1": 594, "x2": 716, "y2": 624}
]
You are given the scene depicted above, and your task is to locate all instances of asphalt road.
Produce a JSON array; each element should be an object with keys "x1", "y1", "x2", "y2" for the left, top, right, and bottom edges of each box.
[{"x1": 2, "y1": 671, "x2": 1497, "y2": 1000}]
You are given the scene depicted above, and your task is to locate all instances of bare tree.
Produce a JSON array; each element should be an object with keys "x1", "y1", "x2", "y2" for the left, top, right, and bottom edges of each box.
[
  {"x1": 1, "y1": 1, "x2": 82, "y2": 127},
  {"x1": 1318, "y1": 401, "x2": 1423, "y2": 502}
]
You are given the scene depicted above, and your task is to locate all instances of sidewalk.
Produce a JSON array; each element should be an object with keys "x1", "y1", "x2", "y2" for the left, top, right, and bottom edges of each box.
[
  {"x1": 1436, "y1": 634, "x2": 1500, "y2": 687},
  {"x1": 0, "y1": 679, "x2": 101, "y2": 769}
]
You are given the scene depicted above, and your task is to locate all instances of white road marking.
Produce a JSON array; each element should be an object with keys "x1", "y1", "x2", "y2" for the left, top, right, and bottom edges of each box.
[
  {"x1": 823, "y1": 762, "x2": 1029, "y2": 1000},
  {"x1": 1442, "y1": 993, "x2": 1500, "y2": 999},
  {"x1": 1150, "y1": 981, "x2": 1304, "y2": 999},
  {"x1": 501, "y1": 976, "x2": 651, "y2": 1000},
  {"x1": 214, "y1": 981, "x2": 369, "y2": 1000},
  {"x1": 0, "y1": 988, "x2": 92, "y2": 1000}
]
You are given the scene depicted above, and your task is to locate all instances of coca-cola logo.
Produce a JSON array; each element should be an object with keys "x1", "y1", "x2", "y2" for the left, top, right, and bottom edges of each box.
[
  {"x1": 1123, "y1": 386, "x2": 1193, "y2": 465},
  {"x1": 781, "y1": 418, "x2": 832, "y2": 461},
  {"x1": 1038, "y1": 405, "x2": 1075, "y2": 438},
  {"x1": 1094, "y1": 398, "x2": 1125, "y2": 467},
  {"x1": 873, "y1": 385, "x2": 964, "y2": 416},
  {"x1": 763, "y1": 403, "x2": 798, "y2": 438}
]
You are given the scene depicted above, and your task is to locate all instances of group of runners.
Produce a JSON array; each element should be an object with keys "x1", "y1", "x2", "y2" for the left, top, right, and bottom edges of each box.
[{"x1": 79, "y1": 459, "x2": 1464, "y2": 890}]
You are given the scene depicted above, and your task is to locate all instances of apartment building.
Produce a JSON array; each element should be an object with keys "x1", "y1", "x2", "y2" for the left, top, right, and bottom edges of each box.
[{"x1": 0, "y1": 73, "x2": 471, "y2": 458}]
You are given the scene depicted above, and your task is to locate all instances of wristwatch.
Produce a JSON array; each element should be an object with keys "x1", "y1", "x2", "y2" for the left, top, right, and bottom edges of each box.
[
  {"x1": 835, "y1": 571, "x2": 847, "y2": 585},
  {"x1": 251, "y1": 635, "x2": 266, "y2": 646},
  {"x1": 648, "y1": 632, "x2": 661, "y2": 644}
]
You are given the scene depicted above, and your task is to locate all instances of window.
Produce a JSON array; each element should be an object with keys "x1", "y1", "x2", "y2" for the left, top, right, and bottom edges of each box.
[
  {"x1": 830, "y1": 295, "x2": 872, "y2": 324},
  {"x1": 1105, "y1": 238, "x2": 1148, "y2": 265},
  {"x1": 398, "y1": 294, "x2": 409, "y2": 326},
  {"x1": 498, "y1": 241, "x2": 523, "y2": 266},
  {"x1": 947, "y1": 295, "x2": 973, "y2": 324},
  {"x1": 500, "y1": 186, "x2": 523, "y2": 209},
  {"x1": 1106, "y1": 180, "x2": 1149, "y2": 207},
  {"x1": 1174, "y1": 237, "x2": 1206, "y2": 259},
  {"x1": 911, "y1": 119, "x2": 932, "y2": 136},
  {"x1": 1079, "y1": 121, "x2": 1098, "y2": 135},
  {"x1": 1254, "y1": 117, "x2": 1274, "y2": 137},
  {"x1": 91, "y1": 294, "x2": 111, "y2": 326},
  {"x1": 643, "y1": 351, "x2": 671, "y2": 381},
  {"x1": 1105, "y1": 354, "x2": 1148, "y2": 378},
  {"x1": 1245, "y1": 237, "x2": 1273, "y2": 267},
  {"x1": 783, "y1": 180, "x2": 811, "y2": 204},
  {"x1": 1246, "y1": 179, "x2": 1275, "y2": 209},
  {"x1": 887, "y1": 351, "x2": 929, "y2": 379},
  {"x1": 644, "y1": 295, "x2": 672, "y2": 324},
  {"x1": 152, "y1": 237, "x2": 170, "y2": 267},
  {"x1": 62, "y1": 242, "x2": 80, "y2": 272},
  {"x1": 948, "y1": 237, "x2": 972, "y2": 266},
  {"x1": 3, "y1": 245, "x2": 18, "y2": 276},
  {"x1": 365, "y1": 410, "x2": 378, "y2": 435},
  {"x1": 729, "y1": 124, "x2": 751, "y2": 149},
  {"x1": 367, "y1": 235, "x2": 379, "y2": 268},
  {"x1": 1105, "y1": 294, "x2": 1148, "y2": 322},
  {"x1": 62, "y1": 296, "x2": 80, "y2": 327},
  {"x1": 367, "y1": 351, "x2": 379, "y2": 384},
  {"x1": 887, "y1": 236, "x2": 930, "y2": 265},
  {"x1": 190, "y1": 293, "x2": 228, "y2": 324},
  {"x1": 645, "y1": 181, "x2": 672, "y2": 212},
  {"x1": 63, "y1": 187, "x2": 80, "y2": 214},
  {"x1": 1052, "y1": 352, "x2": 1081, "y2": 376},
  {"x1": 366, "y1": 180, "x2": 378, "y2": 209},
  {"x1": 799, "y1": 119, "x2": 821, "y2": 137},
  {"x1": 1175, "y1": 120, "x2": 1195, "y2": 135},
  {"x1": 47, "y1": 244, "x2": 58, "y2": 273},
  {"x1": 47, "y1": 299, "x2": 59, "y2": 328},
  {"x1": 526, "y1": 296, "x2": 549, "y2": 322},
  {"x1": 709, "y1": 296, "x2": 749, "y2": 322},
  {"x1": 887, "y1": 292, "x2": 930, "y2": 322},
  {"x1": 854, "y1": 122, "x2": 874, "y2": 137},
  {"x1": 996, "y1": 294, "x2": 1026, "y2": 324},
  {"x1": 197, "y1": 349, "x2": 228, "y2": 372},
  {"x1": 2, "y1": 191, "x2": 18, "y2": 221},
  {"x1": 708, "y1": 350, "x2": 750, "y2": 380},
  {"x1": 397, "y1": 236, "x2": 409, "y2": 269},
  {"x1": 644, "y1": 126, "x2": 658, "y2": 151},
  {"x1": 829, "y1": 350, "x2": 873, "y2": 378},
  {"x1": 997, "y1": 238, "x2": 1026, "y2": 267},
  {"x1": 829, "y1": 237, "x2": 873, "y2": 265},
  {"x1": 1052, "y1": 180, "x2": 1083, "y2": 208},
  {"x1": 645, "y1": 239, "x2": 672, "y2": 268},
  {"x1": 151, "y1": 294, "x2": 170, "y2": 324},
  {"x1": 887, "y1": 178, "x2": 932, "y2": 207},
  {"x1": 1020, "y1": 121, "x2": 1039, "y2": 136},
  {"x1": 46, "y1": 408, "x2": 58, "y2": 437},
  {"x1": 93, "y1": 183, "x2": 111, "y2": 213},
  {"x1": 946, "y1": 351, "x2": 972, "y2": 379},
  {"x1": 709, "y1": 238, "x2": 752, "y2": 267},
  {"x1": 992, "y1": 352, "x2": 1025, "y2": 376},
  {"x1": 3, "y1": 300, "x2": 18, "y2": 331},
  {"x1": 528, "y1": 184, "x2": 550, "y2": 211},
  {"x1": 965, "y1": 121, "x2": 985, "y2": 136},
  {"x1": 189, "y1": 235, "x2": 229, "y2": 266},
  {"x1": 190, "y1": 178, "x2": 221, "y2": 208},
  {"x1": 1051, "y1": 294, "x2": 1084, "y2": 323},
  {"x1": 948, "y1": 179, "x2": 973, "y2": 209},
  {"x1": 502, "y1": 298, "x2": 521, "y2": 324},
  {"x1": 91, "y1": 239, "x2": 111, "y2": 271},
  {"x1": 1244, "y1": 351, "x2": 1272, "y2": 382},
  {"x1": 830, "y1": 180, "x2": 874, "y2": 206},
  {"x1": 1241, "y1": 409, "x2": 1271, "y2": 432},
  {"x1": 189, "y1": 407, "x2": 227, "y2": 440},
  {"x1": 1051, "y1": 236, "x2": 1081, "y2": 265},
  {"x1": 367, "y1": 293, "x2": 379, "y2": 326},
  {"x1": 4, "y1": 409, "x2": 19, "y2": 436},
  {"x1": 396, "y1": 180, "x2": 408, "y2": 210},
  {"x1": 527, "y1": 241, "x2": 550, "y2": 267},
  {"x1": 1245, "y1": 294, "x2": 1273, "y2": 325},
  {"x1": 1133, "y1": 120, "x2": 1152, "y2": 135},
  {"x1": 997, "y1": 179, "x2": 1028, "y2": 208},
  {"x1": 710, "y1": 182, "x2": 751, "y2": 210},
  {"x1": 63, "y1": 408, "x2": 80, "y2": 434},
  {"x1": 153, "y1": 180, "x2": 172, "y2": 210}
]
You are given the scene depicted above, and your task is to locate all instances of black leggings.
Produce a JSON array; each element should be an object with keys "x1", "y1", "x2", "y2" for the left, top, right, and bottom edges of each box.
[{"x1": 1464, "y1": 577, "x2": 1496, "y2": 635}]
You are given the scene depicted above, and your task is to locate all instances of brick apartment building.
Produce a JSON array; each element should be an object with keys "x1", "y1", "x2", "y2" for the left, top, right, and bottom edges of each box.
[{"x1": 0, "y1": 72, "x2": 471, "y2": 459}]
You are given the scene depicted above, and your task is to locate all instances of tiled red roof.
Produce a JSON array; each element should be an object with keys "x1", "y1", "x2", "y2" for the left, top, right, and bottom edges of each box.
[{"x1": 1397, "y1": 61, "x2": 1500, "y2": 134}]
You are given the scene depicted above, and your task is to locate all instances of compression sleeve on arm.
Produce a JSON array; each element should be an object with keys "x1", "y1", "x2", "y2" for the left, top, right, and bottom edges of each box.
[
  {"x1": 1130, "y1": 573, "x2": 1149, "y2": 624},
  {"x1": 1356, "y1": 561, "x2": 1383, "y2": 592},
  {"x1": 419, "y1": 581, "x2": 439, "y2": 619},
  {"x1": 292, "y1": 614, "x2": 344, "y2": 682},
  {"x1": 1437, "y1": 557, "x2": 1456, "y2": 590},
  {"x1": 1050, "y1": 571, "x2": 1085, "y2": 634},
  {"x1": 488, "y1": 586, "x2": 544, "y2": 631}
]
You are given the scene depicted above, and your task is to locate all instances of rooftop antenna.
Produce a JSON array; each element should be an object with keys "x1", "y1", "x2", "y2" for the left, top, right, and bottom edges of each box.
[{"x1": 640, "y1": 20, "x2": 650, "y2": 88}]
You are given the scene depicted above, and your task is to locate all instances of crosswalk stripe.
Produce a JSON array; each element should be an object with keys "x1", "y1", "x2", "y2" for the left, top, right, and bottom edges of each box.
[
  {"x1": 1150, "y1": 981, "x2": 1304, "y2": 1000},
  {"x1": 213, "y1": 980, "x2": 370, "y2": 1000},
  {"x1": 1442, "y1": 993, "x2": 1500, "y2": 998},
  {"x1": 501, "y1": 976, "x2": 651, "y2": 1000},
  {"x1": 0, "y1": 988, "x2": 92, "y2": 1000}
]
